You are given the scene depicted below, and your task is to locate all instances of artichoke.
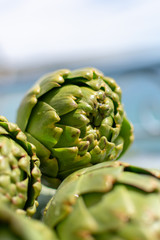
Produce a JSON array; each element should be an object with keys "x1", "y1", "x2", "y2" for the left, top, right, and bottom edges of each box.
[
  {"x1": 0, "y1": 116, "x2": 41, "y2": 216},
  {"x1": 16, "y1": 68, "x2": 133, "y2": 188},
  {"x1": 43, "y1": 161, "x2": 160, "y2": 240},
  {"x1": 0, "y1": 202, "x2": 58, "y2": 240}
]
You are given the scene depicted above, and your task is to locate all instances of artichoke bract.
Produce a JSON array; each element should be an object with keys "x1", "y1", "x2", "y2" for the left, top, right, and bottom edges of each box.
[
  {"x1": 0, "y1": 203, "x2": 58, "y2": 240},
  {"x1": 16, "y1": 68, "x2": 133, "y2": 188},
  {"x1": 0, "y1": 116, "x2": 41, "y2": 216},
  {"x1": 43, "y1": 161, "x2": 160, "y2": 240}
]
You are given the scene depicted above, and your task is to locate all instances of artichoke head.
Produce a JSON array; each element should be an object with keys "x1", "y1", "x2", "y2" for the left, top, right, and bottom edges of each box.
[
  {"x1": 0, "y1": 202, "x2": 58, "y2": 240},
  {"x1": 43, "y1": 161, "x2": 160, "y2": 240},
  {"x1": 16, "y1": 68, "x2": 134, "y2": 188},
  {"x1": 0, "y1": 116, "x2": 41, "y2": 216}
]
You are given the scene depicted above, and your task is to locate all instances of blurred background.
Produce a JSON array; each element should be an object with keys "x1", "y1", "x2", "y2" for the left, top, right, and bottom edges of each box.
[{"x1": 0, "y1": 0, "x2": 160, "y2": 168}]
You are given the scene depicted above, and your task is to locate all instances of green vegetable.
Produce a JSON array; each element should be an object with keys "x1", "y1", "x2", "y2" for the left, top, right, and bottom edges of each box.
[
  {"x1": 16, "y1": 68, "x2": 133, "y2": 188},
  {"x1": 43, "y1": 161, "x2": 160, "y2": 240},
  {"x1": 0, "y1": 116, "x2": 42, "y2": 216},
  {"x1": 0, "y1": 203, "x2": 58, "y2": 240}
]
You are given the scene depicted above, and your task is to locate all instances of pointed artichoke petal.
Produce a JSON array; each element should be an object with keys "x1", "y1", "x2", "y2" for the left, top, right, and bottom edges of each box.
[
  {"x1": 98, "y1": 136, "x2": 107, "y2": 150},
  {"x1": 66, "y1": 68, "x2": 94, "y2": 80},
  {"x1": 37, "y1": 69, "x2": 69, "y2": 98},
  {"x1": 86, "y1": 79, "x2": 104, "y2": 91},
  {"x1": 59, "y1": 109, "x2": 89, "y2": 128},
  {"x1": 99, "y1": 116, "x2": 113, "y2": 140},
  {"x1": 52, "y1": 147, "x2": 78, "y2": 167},
  {"x1": 78, "y1": 140, "x2": 90, "y2": 155},
  {"x1": 77, "y1": 101, "x2": 93, "y2": 114},
  {"x1": 47, "y1": 96, "x2": 78, "y2": 116},
  {"x1": 55, "y1": 125, "x2": 80, "y2": 147},
  {"x1": 90, "y1": 145, "x2": 106, "y2": 164},
  {"x1": 104, "y1": 76, "x2": 122, "y2": 99},
  {"x1": 58, "y1": 153, "x2": 91, "y2": 179},
  {"x1": 80, "y1": 87, "x2": 97, "y2": 110},
  {"x1": 0, "y1": 126, "x2": 8, "y2": 135},
  {"x1": 52, "y1": 147, "x2": 91, "y2": 176},
  {"x1": 117, "y1": 171, "x2": 159, "y2": 192},
  {"x1": 42, "y1": 84, "x2": 82, "y2": 99},
  {"x1": 32, "y1": 182, "x2": 42, "y2": 199},
  {"x1": 27, "y1": 101, "x2": 63, "y2": 150},
  {"x1": 41, "y1": 84, "x2": 83, "y2": 116},
  {"x1": 18, "y1": 155, "x2": 31, "y2": 175},
  {"x1": 77, "y1": 167, "x2": 123, "y2": 194},
  {"x1": 26, "y1": 133, "x2": 59, "y2": 178},
  {"x1": 16, "y1": 85, "x2": 40, "y2": 131},
  {"x1": 118, "y1": 116, "x2": 134, "y2": 159}
]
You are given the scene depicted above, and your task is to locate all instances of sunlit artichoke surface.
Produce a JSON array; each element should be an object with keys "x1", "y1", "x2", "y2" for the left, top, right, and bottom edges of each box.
[
  {"x1": 0, "y1": 202, "x2": 58, "y2": 240},
  {"x1": 17, "y1": 68, "x2": 133, "y2": 188},
  {"x1": 43, "y1": 161, "x2": 160, "y2": 240},
  {"x1": 0, "y1": 116, "x2": 42, "y2": 216}
]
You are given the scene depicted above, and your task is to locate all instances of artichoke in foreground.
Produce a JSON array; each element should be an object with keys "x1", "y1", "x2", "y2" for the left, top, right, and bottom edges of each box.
[
  {"x1": 0, "y1": 116, "x2": 41, "y2": 216},
  {"x1": 16, "y1": 68, "x2": 134, "y2": 188},
  {"x1": 43, "y1": 161, "x2": 160, "y2": 240},
  {"x1": 0, "y1": 203, "x2": 58, "y2": 240}
]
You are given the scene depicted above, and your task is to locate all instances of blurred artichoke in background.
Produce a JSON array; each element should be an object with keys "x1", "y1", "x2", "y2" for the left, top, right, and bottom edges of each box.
[
  {"x1": 43, "y1": 161, "x2": 160, "y2": 240},
  {"x1": 0, "y1": 116, "x2": 41, "y2": 216},
  {"x1": 17, "y1": 68, "x2": 134, "y2": 188},
  {"x1": 0, "y1": 202, "x2": 58, "y2": 240}
]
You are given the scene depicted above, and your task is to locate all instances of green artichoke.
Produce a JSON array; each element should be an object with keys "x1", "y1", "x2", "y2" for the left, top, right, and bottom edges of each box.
[
  {"x1": 0, "y1": 202, "x2": 58, "y2": 240},
  {"x1": 43, "y1": 161, "x2": 160, "y2": 240},
  {"x1": 0, "y1": 116, "x2": 42, "y2": 216},
  {"x1": 16, "y1": 68, "x2": 133, "y2": 188}
]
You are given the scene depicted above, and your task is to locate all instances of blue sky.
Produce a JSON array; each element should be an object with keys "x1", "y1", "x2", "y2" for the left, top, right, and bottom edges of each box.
[{"x1": 0, "y1": 0, "x2": 160, "y2": 67}]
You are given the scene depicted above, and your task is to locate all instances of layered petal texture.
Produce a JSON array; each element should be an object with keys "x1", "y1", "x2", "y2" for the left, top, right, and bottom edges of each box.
[
  {"x1": 0, "y1": 116, "x2": 41, "y2": 216},
  {"x1": 17, "y1": 68, "x2": 134, "y2": 188},
  {"x1": 43, "y1": 161, "x2": 160, "y2": 240}
]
